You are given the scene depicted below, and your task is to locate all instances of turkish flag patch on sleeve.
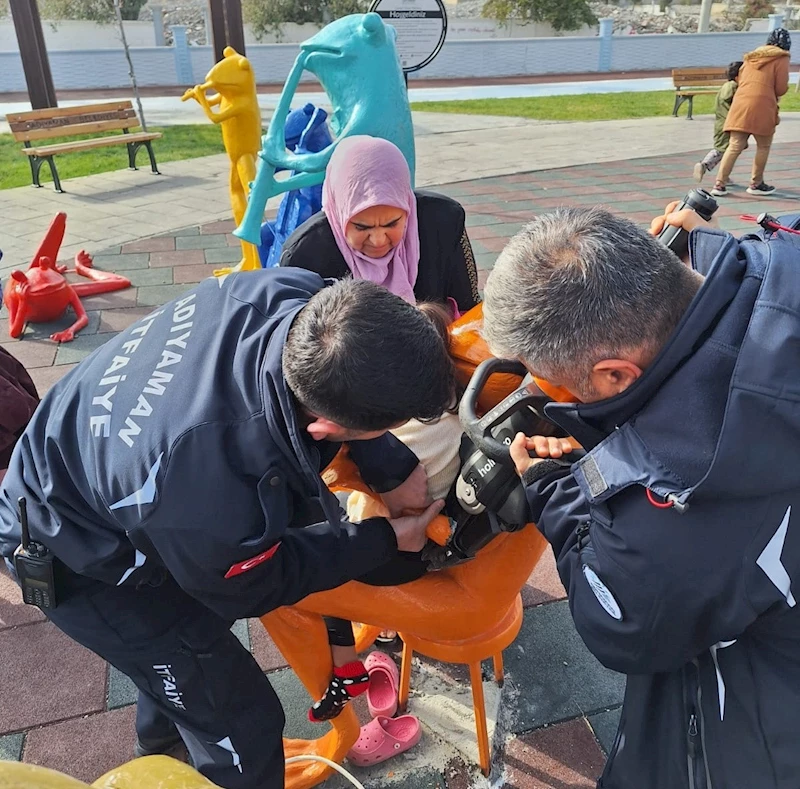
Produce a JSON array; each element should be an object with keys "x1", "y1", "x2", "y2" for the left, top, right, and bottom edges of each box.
[{"x1": 224, "y1": 542, "x2": 281, "y2": 579}]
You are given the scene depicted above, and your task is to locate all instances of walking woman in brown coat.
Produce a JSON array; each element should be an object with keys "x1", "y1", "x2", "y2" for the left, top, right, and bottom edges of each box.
[{"x1": 712, "y1": 28, "x2": 791, "y2": 197}]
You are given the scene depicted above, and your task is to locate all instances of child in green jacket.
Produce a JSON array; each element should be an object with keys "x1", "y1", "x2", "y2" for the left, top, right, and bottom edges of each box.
[{"x1": 693, "y1": 61, "x2": 744, "y2": 182}]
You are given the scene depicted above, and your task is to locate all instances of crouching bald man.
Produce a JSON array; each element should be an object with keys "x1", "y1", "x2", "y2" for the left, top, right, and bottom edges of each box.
[
  {"x1": 483, "y1": 207, "x2": 800, "y2": 788},
  {"x1": 0, "y1": 270, "x2": 453, "y2": 789}
]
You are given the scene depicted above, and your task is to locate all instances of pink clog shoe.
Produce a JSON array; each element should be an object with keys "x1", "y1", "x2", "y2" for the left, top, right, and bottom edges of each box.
[
  {"x1": 364, "y1": 651, "x2": 399, "y2": 718},
  {"x1": 346, "y1": 715, "x2": 422, "y2": 767}
]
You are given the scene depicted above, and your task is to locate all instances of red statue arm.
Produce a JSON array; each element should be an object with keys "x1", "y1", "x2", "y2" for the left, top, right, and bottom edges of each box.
[
  {"x1": 6, "y1": 272, "x2": 29, "y2": 339},
  {"x1": 70, "y1": 252, "x2": 131, "y2": 297},
  {"x1": 50, "y1": 288, "x2": 89, "y2": 343}
]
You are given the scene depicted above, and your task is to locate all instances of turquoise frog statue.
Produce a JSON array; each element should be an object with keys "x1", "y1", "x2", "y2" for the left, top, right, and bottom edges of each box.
[{"x1": 235, "y1": 13, "x2": 415, "y2": 245}]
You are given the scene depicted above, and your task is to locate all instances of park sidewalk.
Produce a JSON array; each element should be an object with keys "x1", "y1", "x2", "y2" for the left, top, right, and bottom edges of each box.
[{"x1": 4, "y1": 111, "x2": 800, "y2": 273}]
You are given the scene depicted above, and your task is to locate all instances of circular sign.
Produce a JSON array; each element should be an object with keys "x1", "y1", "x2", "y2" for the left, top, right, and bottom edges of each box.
[{"x1": 368, "y1": 0, "x2": 448, "y2": 74}]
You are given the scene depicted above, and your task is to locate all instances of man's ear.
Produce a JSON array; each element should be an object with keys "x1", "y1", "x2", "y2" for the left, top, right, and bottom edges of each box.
[
  {"x1": 590, "y1": 358, "x2": 644, "y2": 399},
  {"x1": 306, "y1": 416, "x2": 342, "y2": 441}
]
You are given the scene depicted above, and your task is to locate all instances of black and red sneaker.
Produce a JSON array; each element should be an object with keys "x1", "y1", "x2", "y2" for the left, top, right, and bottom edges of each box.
[{"x1": 747, "y1": 182, "x2": 777, "y2": 196}]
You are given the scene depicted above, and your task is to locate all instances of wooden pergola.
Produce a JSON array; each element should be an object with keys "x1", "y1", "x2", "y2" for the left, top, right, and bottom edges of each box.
[{"x1": 9, "y1": 0, "x2": 246, "y2": 110}]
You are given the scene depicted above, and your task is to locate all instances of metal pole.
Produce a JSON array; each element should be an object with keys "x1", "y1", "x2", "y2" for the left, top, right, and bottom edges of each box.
[
  {"x1": 223, "y1": 0, "x2": 246, "y2": 55},
  {"x1": 207, "y1": 0, "x2": 227, "y2": 62},
  {"x1": 698, "y1": 0, "x2": 713, "y2": 33},
  {"x1": 9, "y1": 0, "x2": 57, "y2": 108}
]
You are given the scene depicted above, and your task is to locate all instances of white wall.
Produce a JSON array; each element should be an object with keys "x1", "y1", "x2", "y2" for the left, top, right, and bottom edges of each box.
[
  {"x1": 0, "y1": 47, "x2": 176, "y2": 91},
  {"x1": 610, "y1": 31, "x2": 771, "y2": 71},
  {"x1": 0, "y1": 19, "x2": 155, "y2": 50},
  {"x1": 1, "y1": 29, "x2": 797, "y2": 93}
]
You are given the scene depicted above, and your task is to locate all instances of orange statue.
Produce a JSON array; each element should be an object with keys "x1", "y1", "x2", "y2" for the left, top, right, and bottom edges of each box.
[
  {"x1": 261, "y1": 304, "x2": 560, "y2": 789},
  {"x1": 3, "y1": 213, "x2": 131, "y2": 343},
  {"x1": 181, "y1": 46, "x2": 262, "y2": 277}
]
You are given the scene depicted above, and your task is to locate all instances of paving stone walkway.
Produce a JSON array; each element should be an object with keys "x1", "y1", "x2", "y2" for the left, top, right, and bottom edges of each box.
[
  {"x1": 2, "y1": 141, "x2": 800, "y2": 788},
  {"x1": 4, "y1": 112, "x2": 800, "y2": 272}
]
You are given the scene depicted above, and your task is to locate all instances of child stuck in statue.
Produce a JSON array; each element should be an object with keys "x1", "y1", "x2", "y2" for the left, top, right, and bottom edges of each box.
[{"x1": 308, "y1": 304, "x2": 463, "y2": 722}]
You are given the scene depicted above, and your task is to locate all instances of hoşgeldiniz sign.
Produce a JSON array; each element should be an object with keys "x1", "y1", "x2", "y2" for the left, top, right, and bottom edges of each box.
[{"x1": 368, "y1": 0, "x2": 448, "y2": 73}]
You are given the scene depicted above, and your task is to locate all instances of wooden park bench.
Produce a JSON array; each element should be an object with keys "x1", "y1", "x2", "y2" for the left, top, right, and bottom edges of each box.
[
  {"x1": 672, "y1": 67, "x2": 728, "y2": 120},
  {"x1": 7, "y1": 101, "x2": 162, "y2": 193}
]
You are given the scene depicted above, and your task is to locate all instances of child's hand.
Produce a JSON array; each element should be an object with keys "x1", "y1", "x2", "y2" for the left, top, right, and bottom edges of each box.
[
  {"x1": 509, "y1": 432, "x2": 574, "y2": 478},
  {"x1": 381, "y1": 463, "x2": 431, "y2": 518}
]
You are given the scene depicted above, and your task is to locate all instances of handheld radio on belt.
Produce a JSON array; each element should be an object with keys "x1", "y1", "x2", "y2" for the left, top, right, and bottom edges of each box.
[{"x1": 13, "y1": 497, "x2": 58, "y2": 610}]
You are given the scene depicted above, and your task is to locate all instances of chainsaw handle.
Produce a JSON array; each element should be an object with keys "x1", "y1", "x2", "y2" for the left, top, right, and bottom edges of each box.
[{"x1": 459, "y1": 358, "x2": 552, "y2": 467}]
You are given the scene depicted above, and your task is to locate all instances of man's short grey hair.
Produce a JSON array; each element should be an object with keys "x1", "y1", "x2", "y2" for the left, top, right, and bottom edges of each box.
[{"x1": 483, "y1": 207, "x2": 702, "y2": 388}]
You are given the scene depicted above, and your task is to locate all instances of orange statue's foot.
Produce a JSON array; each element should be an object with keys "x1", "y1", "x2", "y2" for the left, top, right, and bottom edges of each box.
[{"x1": 283, "y1": 706, "x2": 360, "y2": 789}]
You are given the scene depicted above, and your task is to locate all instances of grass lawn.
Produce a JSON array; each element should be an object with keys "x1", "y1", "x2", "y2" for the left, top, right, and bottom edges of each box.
[
  {"x1": 411, "y1": 89, "x2": 800, "y2": 122},
  {"x1": 0, "y1": 124, "x2": 225, "y2": 190}
]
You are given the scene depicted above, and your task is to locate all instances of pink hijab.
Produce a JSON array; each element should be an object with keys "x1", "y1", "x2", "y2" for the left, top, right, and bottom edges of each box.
[{"x1": 322, "y1": 136, "x2": 419, "y2": 304}]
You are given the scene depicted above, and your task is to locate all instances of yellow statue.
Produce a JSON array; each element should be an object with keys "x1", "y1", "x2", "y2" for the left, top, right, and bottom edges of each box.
[
  {"x1": 0, "y1": 756, "x2": 217, "y2": 789},
  {"x1": 182, "y1": 47, "x2": 262, "y2": 276}
]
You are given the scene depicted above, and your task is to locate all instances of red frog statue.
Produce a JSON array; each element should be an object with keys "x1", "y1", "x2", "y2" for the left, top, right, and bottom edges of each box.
[{"x1": 3, "y1": 213, "x2": 131, "y2": 343}]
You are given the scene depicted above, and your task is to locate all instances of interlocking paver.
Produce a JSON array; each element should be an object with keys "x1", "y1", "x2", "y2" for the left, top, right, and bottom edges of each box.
[
  {"x1": 78, "y1": 288, "x2": 139, "y2": 310},
  {"x1": 0, "y1": 339, "x2": 57, "y2": 370},
  {"x1": 107, "y1": 666, "x2": 138, "y2": 711},
  {"x1": 98, "y1": 307, "x2": 157, "y2": 334},
  {"x1": 27, "y1": 364, "x2": 78, "y2": 395},
  {"x1": 270, "y1": 668, "x2": 324, "y2": 741},
  {"x1": 522, "y1": 546, "x2": 566, "y2": 608},
  {"x1": 125, "y1": 268, "x2": 174, "y2": 287},
  {"x1": 121, "y1": 237, "x2": 176, "y2": 253},
  {"x1": 54, "y1": 332, "x2": 114, "y2": 366},
  {"x1": 505, "y1": 600, "x2": 626, "y2": 733},
  {"x1": 504, "y1": 718, "x2": 607, "y2": 789},
  {"x1": 587, "y1": 707, "x2": 623, "y2": 755},
  {"x1": 0, "y1": 621, "x2": 106, "y2": 734},
  {"x1": 0, "y1": 733, "x2": 24, "y2": 761},
  {"x1": 23, "y1": 706, "x2": 137, "y2": 783},
  {"x1": 231, "y1": 620, "x2": 251, "y2": 650},
  {"x1": 173, "y1": 264, "x2": 220, "y2": 283},
  {"x1": 201, "y1": 220, "x2": 237, "y2": 235},
  {"x1": 149, "y1": 249, "x2": 206, "y2": 268},
  {"x1": 171, "y1": 227, "x2": 201, "y2": 237},
  {"x1": 248, "y1": 619, "x2": 289, "y2": 673},
  {"x1": 0, "y1": 564, "x2": 44, "y2": 629},
  {"x1": 204, "y1": 246, "x2": 243, "y2": 265},
  {"x1": 176, "y1": 234, "x2": 229, "y2": 250},
  {"x1": 137, "y1": 283, "x2": 194, "y2": 307}
]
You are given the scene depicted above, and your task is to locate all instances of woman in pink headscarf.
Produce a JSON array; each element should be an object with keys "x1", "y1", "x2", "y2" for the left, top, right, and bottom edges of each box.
[
  {"x1": 280, "y1": 135, "x2": 480, "y2": 315},
  {"x1": 281, "y1": 137, "x2": 478, "y2": 731}
]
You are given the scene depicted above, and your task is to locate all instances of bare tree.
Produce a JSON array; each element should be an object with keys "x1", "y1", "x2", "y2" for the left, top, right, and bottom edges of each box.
[{"x1": 112, "y1": 0, "x2": 148, "y2": 130}]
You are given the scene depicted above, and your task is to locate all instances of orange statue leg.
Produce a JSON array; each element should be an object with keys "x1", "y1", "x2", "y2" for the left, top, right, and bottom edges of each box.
[
  {"x1": 262, "y1": 527, "x2": 547, "y2": 789},
  {"x1": 261, "y1": 607, "x2": 361, "y2": 789}
]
